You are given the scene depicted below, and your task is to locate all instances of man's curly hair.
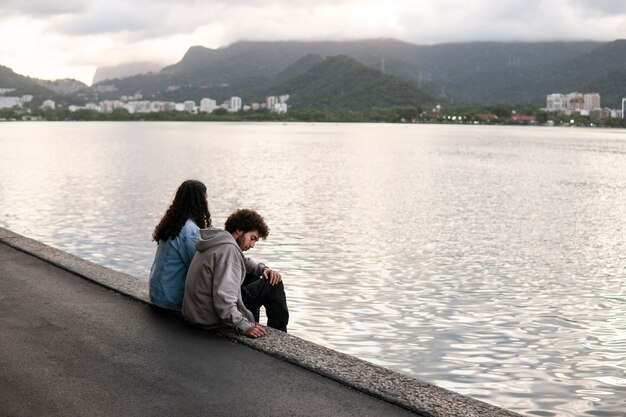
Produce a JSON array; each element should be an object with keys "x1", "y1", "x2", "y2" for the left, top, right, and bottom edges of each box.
[
  {"x1": 152, "y1": 180, "x2": 212, "y2": 242},
  {"x1": 224, "y1": 209, "x2": 269, "y2": 239}
]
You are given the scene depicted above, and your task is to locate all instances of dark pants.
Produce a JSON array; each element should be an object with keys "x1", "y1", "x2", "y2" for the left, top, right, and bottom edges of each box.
[{"x1": 241, "y1": 273, "x2": 289, "y2": 332}]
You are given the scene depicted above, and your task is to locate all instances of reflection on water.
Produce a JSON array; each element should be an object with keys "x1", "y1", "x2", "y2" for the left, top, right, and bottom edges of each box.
[{"x1": 1, "y1": 122, "x2": 625, "y2": 416}]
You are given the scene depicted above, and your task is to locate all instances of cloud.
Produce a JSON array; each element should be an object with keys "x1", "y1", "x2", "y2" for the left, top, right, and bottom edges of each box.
[
  {"x1": 568, "y1": 0, "x2": 626, "y2": 16},
  {"x1": 53, "y1": 2, "x2": 158, "y2": 36},
  {"x1": 0, "y1": 0, "x2": 86, "y2": 17},
  {"x1": 1, "y1": 0, "x2": 625, "y2": 84}
]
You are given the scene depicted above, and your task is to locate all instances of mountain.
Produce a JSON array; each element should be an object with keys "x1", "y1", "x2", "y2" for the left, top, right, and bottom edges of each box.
[
  {"x1": 4, "y1": 39, "x2": 625, "y2": 108},
  {"x1": 92, "y1": 61, "x2": 165, "y2": 84},
  {"x1": 542, "y1": 39, "x2": 626, "y2": 106},
  {"x1": 270, "y1": 55, "x2": 433, "y2": 110},
  {"x1": 35, "y1": 79, "x2": 89, "y2": 95},
  {"x1": 275, "y1": 54, "x2": 325, "y2": 80},
  {"x1": 0, "y1": 66, "x2": 62, "y2": 102},
  {"x1": 93, "y1": 39, "x2": 624, "y2": 106}
]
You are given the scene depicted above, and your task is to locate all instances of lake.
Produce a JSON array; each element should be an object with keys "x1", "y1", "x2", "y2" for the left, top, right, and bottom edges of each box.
[{"x1": 1, "y1": 122, "x2": 625, "y2": 416}]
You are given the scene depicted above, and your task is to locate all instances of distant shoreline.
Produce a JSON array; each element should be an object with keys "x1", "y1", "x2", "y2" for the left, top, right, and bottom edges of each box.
[{"x1": 2, "y1": 107, "x2": 625, "y2": 128}]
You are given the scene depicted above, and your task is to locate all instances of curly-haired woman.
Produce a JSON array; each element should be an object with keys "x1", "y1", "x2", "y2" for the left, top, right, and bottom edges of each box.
[{"x1": 149, "y1": 180, "x2": 212, "y2": 311}]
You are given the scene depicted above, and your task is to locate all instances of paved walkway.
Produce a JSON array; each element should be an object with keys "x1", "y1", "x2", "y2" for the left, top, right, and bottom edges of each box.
[{"x1": 0, "y1": 242, "x2": 417, "y2": 417}]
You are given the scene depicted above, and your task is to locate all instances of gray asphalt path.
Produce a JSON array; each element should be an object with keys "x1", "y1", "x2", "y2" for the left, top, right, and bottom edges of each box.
[{"x1": 0, "y1": 243, "x2": 418, "y2": 417}]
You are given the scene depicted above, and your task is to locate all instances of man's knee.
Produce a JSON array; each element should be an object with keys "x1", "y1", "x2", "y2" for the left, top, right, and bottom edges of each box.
[{"x1": 269, "y1": 280, "x2": 287, "y2": 299}]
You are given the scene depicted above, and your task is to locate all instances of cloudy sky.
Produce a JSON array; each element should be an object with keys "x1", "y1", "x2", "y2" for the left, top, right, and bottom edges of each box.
[{"x1": 1, "y1": 0, "x2": 625, "y2": 85}]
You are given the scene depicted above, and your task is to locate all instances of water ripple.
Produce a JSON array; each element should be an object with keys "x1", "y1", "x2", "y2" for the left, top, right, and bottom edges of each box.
[{"x1": 2, "y1": 122, "x2": 626, "y2": 416}]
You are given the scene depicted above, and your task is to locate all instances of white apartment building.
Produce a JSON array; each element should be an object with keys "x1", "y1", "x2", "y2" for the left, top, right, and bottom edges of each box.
[
  {"x1": 583, "y1": 93, "x2": 601, "y2": 110},
  {"x1": 85, "y1": 103, "x2": 99, "y2": 111},
  {"x1": 0, "y1": 96, "x2": 22, "y2": 109},
  {"x1": 130, "y1": 101, "x2": 150, "y2": 112},
  {"x1": 273, "y1": 103, "x2": 288, "y2": 113},
  {"x1": 546, "y1": 94, "x2": 566, "y2": 111},
  {"x1": 229, "y1": 96, "x2": 242, "y2": 112},
  {"x1": 266, "y1": 96, "x2": 279, "y2": 109},
  {"x1": 100, "y1": 100, "x2": 126, "y2": 113},
  {"x1": 200, "y1": 98, "x2": 218, "y2": 113},
  {"x1": 41, "y1": 99, "x2": 56, "y2": 110},
  {"x1": 183, "y1": 101, "x2": 196, "y2": 113},
  {"x1": 548, "y1": 92, "x2": 603, "y2": 113}
]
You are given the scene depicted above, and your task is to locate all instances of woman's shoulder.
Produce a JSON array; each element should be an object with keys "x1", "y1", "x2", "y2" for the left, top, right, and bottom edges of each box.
[{"x1": 181, "y1": 218, "x2": 200, "y2": 236}]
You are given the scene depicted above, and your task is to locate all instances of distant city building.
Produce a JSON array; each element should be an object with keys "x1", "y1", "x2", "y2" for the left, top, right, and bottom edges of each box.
[
  {"x1": 273, "y1": 103, "x2": 288, "y2": 113},
  {"x1": 131, "y1": 101, "x2": 150, "y2": 112},
  {"x1": 266, "y1": 96, "x2": 279, "y2": 109},
  {"x1": 200, "y1": 98, "x2": 217, "y2": 113},
  {"x1": 546, "y1": 92, "x2": 606, "y2": 114},
  {"x1": 41, "y1": 99, "x2": 56, "y2": 110},
  {"x1": 150, "y1": 101, "x2": 163, "y2": 113},
  {"x1": 566, "y1": 92, "x2": 584, "y2": 111},
  {"x1": 511, "y1": 115, "x2": 537, "y2": 124},
  {"x1": 546, "y1": 93, "x2": 566, "y2": 112},
  {"x1": 0, "y1": 96, "x2": 22, "y2": 109},
  {"x1": 583, "y1": 93, "x2": 601, "y2": 110},
  {"x1": 477, "y1": 113, "x2": 498, "y2": 121},
  {"x1": 152, "y1": 101, "x2": 175, "y2": 112},
  {"x1": 92, "y1": 84, "x2": 117, "y2": 93},
  {"x1": 2, "y1": 85, "x2": 292, "y2": 116},
  {"x1": 183, "y1": 100, "x2": 196, "y2": 113},
  {"x1": 100, "y1": 100, "x2": 125, "y2": 113},
  {"x1": 85, "y1": 103, "x2": 99, "y2": 111},
  {"x1": 229, "y1": 96, "x2": 242, "y2": 112},
  {"x1": 264, "y1": 95, "x2": 289, "y2": 113}
]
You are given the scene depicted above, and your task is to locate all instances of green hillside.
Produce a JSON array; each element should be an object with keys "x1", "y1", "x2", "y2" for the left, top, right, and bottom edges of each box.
[
  {"x1": 545, "y1": 40, "x2": 626, "y2": 107},
  {"x1": 0, "y1": 66, "x2": 57, "y2": 99},
  {"x1": 3, "y1": 38, "x2": 625, "y2": 107},
  {"x1": 93, "y1": 39, "x2": 620, "y2": 105},
  {"x1": 271, "y1": 55, "x2": 433, "y2": 110}
]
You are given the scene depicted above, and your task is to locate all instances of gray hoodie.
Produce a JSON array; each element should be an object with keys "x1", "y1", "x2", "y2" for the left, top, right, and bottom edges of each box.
[{"x1": 181, "y1": 228, "x2": 265, "y2": 334}]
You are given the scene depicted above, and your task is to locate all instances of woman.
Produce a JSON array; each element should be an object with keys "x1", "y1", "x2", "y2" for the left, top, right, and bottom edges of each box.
[{"x1": 149, "y1": 180, "x2": 211, "y2": 310}]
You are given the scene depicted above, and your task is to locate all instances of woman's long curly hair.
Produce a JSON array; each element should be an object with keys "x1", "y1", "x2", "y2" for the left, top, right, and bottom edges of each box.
[{"x1": 152, "y1": 180, "x2": 212, "y2": 242}]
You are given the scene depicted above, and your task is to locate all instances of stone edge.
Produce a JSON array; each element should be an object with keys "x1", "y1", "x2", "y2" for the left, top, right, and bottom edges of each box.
[{"x1": 0, "y1": 227, "x2": 524, "y2": 417}]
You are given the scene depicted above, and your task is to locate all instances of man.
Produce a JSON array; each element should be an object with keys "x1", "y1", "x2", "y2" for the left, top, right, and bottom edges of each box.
[{"x1": 182, "y1": 208, "x2": 289, "y2": 338}]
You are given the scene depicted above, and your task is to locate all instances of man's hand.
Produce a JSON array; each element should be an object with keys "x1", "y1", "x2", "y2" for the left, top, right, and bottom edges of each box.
[
  {"x1": 263, "y1": 268, "x2": 282, "y2": 286},
  {"x1": 244, "y1": 324, "x2": 267, "y2": 339}
]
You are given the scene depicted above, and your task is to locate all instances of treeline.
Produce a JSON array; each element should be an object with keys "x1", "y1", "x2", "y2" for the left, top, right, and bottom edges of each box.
[{"x1": 2, "y1": 106, "x2": 625, "y2": 127}]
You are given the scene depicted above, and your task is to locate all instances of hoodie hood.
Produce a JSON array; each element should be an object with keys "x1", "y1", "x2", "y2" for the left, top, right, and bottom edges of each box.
[{"x1": 196, "y1": 228, "x2": 241, "y2": 253}]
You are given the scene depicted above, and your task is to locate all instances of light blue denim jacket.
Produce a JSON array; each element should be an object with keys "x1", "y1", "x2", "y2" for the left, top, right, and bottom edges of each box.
[{"x1": 149, "y1": 218, "x2": 200, "y2": 310}]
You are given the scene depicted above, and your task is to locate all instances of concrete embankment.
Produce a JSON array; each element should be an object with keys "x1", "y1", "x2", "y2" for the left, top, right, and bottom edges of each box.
[{"x1": 0, "y1": 227, "x2": 524, "y2": 417}]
